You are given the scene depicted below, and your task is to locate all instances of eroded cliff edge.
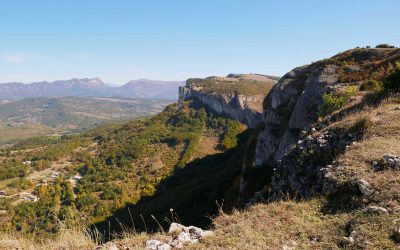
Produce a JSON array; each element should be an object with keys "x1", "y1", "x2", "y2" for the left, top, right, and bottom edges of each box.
[
  {"x1": 179, "y1": 74, "x2": 278, "y2": 128},
  {"x1": 249, "y1": 47, "x2": 400, "y2": 200}
]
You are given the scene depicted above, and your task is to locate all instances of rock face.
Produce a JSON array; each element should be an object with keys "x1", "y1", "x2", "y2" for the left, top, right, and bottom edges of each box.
[
  {"x1": 179, "y1": 74, "x2": 278, "y2": 128},
  {"x1": 255, "y1": 64, "x2": 339, "y2": 165},
  {"x1": 179, "y1": 85, "x2": 266, "y2": 128},
  {"x1": 250, "y1": 47, "x2": 400, "y2": 200},
  {"x1": 255, "y1": 48, "x2": 400, "y2": 167}
]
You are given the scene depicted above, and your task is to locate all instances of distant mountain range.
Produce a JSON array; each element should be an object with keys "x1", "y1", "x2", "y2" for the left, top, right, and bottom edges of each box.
[{"x1": 0, "y1": 78, "x2": 185, "y2": 100}]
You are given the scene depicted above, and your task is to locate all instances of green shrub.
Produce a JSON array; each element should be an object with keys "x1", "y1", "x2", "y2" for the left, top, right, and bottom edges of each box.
[
  {"x1": 343, "y1": 85, "x2": 359, "y2": 97},
  {"x1": 318, "y1": 94, "x2": 347, "y2": 116},
  {"x1": 0, "y1": 162, "x2": 28, "y2": 180},
  {"x1": 318, "y1": 86, "x2": 358, "y2": 117},
  {"x1": 7, "y1": 178, "x2": 34, "y2": 190},
  {"x1": 383, "y1": 67, "x2": 400, "y2": 93},
  {"x1": 375, "y1": 44, "x2": 395, "y2": 48},
  {"x1": 101, "y1": 185, "x2": 122, "y2": 200},
  {"x1": 360, "y1": 79, "x2": 382, "y2": 92},
  {"x1": 221, "y1": 121, "x2": 244, "y2": 150},
  {"x1": 75, "y1": 193, "x2": 99, "y2": 211}
]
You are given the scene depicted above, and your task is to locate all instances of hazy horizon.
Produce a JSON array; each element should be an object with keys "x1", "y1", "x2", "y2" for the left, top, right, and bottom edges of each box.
[{"x1": 0, "y1": 77, "x2": 186, "y2": 86}]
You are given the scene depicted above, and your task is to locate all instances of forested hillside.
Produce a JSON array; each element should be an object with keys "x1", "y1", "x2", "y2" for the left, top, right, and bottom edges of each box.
[{"x1": 0, "y1": 100, "x2": 246, "y2": 238}]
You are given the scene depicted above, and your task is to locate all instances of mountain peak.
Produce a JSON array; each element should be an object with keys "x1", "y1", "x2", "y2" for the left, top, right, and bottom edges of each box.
[{"x1": 0, "y1": 78, "x2": 185, "y2": 100}]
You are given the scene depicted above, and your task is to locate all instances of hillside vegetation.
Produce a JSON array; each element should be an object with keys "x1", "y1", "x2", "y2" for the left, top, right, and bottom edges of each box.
[
  {"x1": 0, "y1": 100, "x2": 246, "y2": 239},
  {"x1": 1, "y1": 48, "x2": 400, "y2": 249},
  {"x1": 186, "y1": 74, "x2": 277, "y2": 96}
]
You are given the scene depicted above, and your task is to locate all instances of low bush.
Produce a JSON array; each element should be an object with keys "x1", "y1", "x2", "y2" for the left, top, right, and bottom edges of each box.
[
  {"x1": 0, "y1": 162, "x2": 28, "y2": 180},
  {"x1": 360, "y1": 79, "x2": 382, "y2": 92},
  {"x1": 382, "y1": 67, "x2": 400, "y2": 93},
  {"x1": 375, "y1": 44, "x2": 396, "y2": 49},
  {"x1": 318, "y1": 86, "x2": 358, "y2": 117}
]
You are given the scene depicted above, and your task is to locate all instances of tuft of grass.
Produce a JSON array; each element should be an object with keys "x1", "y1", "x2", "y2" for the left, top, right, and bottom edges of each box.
[
  {"x1": 0, "y1": 227, "x2": 98, "y2": 250},
  {"x1": 345, "y1": 115, "x2": 373, "y2": 134}
]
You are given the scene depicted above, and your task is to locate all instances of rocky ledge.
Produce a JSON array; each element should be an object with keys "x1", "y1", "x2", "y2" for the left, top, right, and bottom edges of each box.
[
  {"x1": 179, "y1": 74, "x2": 278, "y2": 128},
  {"x1": 179, "y1": 86, "x2": 265, "y2": 128}
]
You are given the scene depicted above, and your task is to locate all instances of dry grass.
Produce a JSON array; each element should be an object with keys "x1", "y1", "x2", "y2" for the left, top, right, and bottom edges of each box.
[
  {"x1": 0, "y1": 227, "x2": 97, "y2": 250},
  {"x1": 186, "y1": 199, "x2": 399, "y2": 249},
  {"x1": 185, "y1": 199, "x2": 346, "y2": 249},
  {"x1": 6, "y1": 198, "x2": 397, "y2": 249},
  {"x1": 111, "y1": 231, "x2": 170, "y2": 250},
  {"x1": 13, "y1": 200, "x2": 342, "y2": 249},
  {"x1": 328, "y1": 99, "x2": 400, "y2": 208},
  {"x1": 191, "y1": 131, "x2": 221, "y2": 160}
]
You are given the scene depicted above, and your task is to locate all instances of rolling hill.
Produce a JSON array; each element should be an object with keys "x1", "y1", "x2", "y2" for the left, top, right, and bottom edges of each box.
[{"x1": 0, "y1": 96, "x2": 173, "y2": 144}]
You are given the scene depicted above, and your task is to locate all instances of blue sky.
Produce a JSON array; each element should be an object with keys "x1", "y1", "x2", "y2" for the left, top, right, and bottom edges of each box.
[{"x1": 0, "y1": 0, "x2": 399, "y2": 85}]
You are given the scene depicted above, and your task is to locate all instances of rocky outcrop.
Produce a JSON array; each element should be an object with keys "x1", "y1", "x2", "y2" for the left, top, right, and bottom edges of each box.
[
  {"x1": 255, "y1": 64, "x2": 339, "y2": 165},
  {"x1": 146, "y1": 223, "x2": 213, "y2": 249},
  {"x1": 250, "y1": 47, "x2": 400, "y2": 200},
  {"x1": 94, "y1": 223, "x2": 213, "y2": 250},
  {"x1": 179, "y1": 85, "x2": 265, "y2": 128}
]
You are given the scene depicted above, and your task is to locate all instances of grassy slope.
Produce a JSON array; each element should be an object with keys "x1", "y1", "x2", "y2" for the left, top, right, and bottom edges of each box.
[{"x1": 0, "y1": 122, "x2": 55, "y2": 144}]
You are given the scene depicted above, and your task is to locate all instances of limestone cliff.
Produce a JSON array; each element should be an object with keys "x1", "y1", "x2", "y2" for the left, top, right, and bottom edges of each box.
[
  {"x1": 250, "y1": 47, "x2": 400, "y2": 200},
  {"x1": 179, "y1": 74, "x2": 278, "y2": 128}
]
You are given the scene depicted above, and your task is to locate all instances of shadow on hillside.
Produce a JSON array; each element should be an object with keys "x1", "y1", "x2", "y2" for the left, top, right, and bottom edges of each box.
[
  {"x1": 92, "y1": 129, "x2": 263, "y2": 240},
  {"x1": 321, "y1": 183, "x2": 363, "y2": 214}
]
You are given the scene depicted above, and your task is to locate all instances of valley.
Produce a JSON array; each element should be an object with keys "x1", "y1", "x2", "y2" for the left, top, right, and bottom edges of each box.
[
  {"x1": 0, "y1": 96, "x2": 173, "y2": 144},
  {"x1": 0, "y1": 47, "x2": 400, "y2": 249},
  {"x1": 2, "y1": 1, "x2": 399, "y2": 249}
]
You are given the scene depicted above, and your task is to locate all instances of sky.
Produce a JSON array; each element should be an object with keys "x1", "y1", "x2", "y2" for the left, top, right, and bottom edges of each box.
[{"x1": 0, "y1": 0, "x2": 399, "y2": 85}]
